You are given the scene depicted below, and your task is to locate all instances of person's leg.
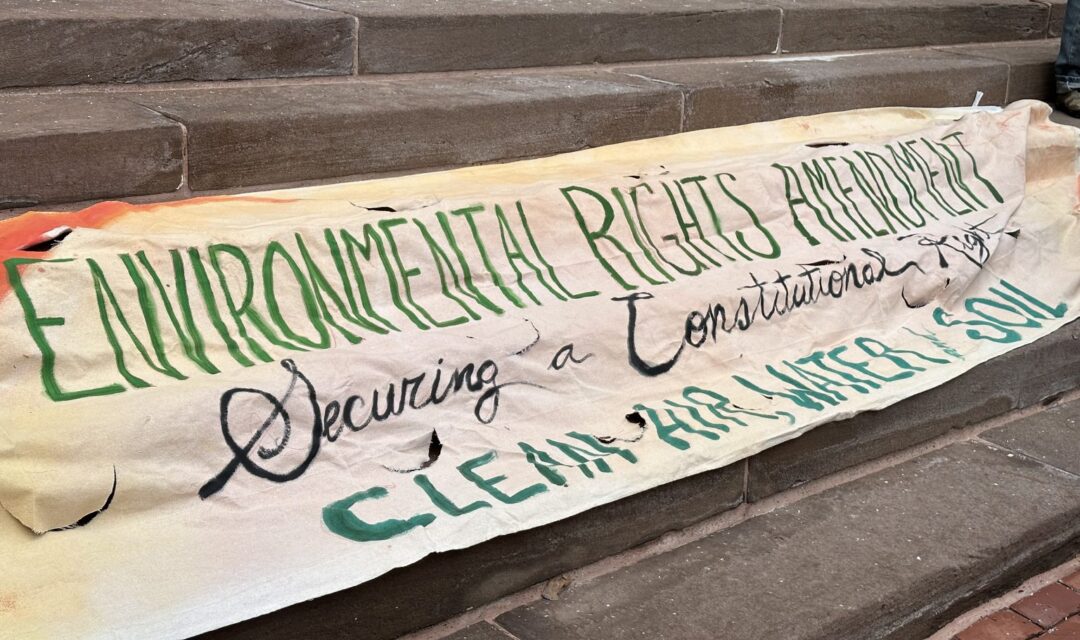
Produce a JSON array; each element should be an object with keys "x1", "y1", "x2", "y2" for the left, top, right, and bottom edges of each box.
[{"x1": 1057, "y1": 0, "x2": 1080, "y2": 114}]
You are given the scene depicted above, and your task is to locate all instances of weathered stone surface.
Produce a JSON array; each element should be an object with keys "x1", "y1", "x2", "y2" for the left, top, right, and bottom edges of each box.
[
  {"x1": 1048, "y1": 0, "x2": 1067, "y2": 38},
  {"x1": 775, "y1": 0, "x2": 1049, "y2": 53},
  {"x1": 0, "y1": 0, "x2": 1056, "y2": 88},
  {"x1": 619, "y1": 49, "x2": 1008, "y2": 130},
  {"x1": 0, "y1": 95, "x2": 183, "y2": 207},
  {"x1": 983, "y1": 398, "x2": 1080, "y2": 476},
  {"x1": 126, "y1": 71, "x2": 683, "y2": 190},
  {"x1": 497, "y1": 441, "x2": 1080, "y2": 640},
  {"x1": 6, "y1": 44, "x2": 1047, "y2": 208},
  {"x1": 196, "y1": 461, "x2": 743, "y2": 640},
  {"x1": 746, "y1": 321, "x2": 1080, "y2": 502},
  {"x1": 439, "y1": 623, "x2": 515, "y2": 640},
  {"x1": 0, "y1": 0, "x2": 356, "y2": 88},
  {"x1": 305, "y1": 0, "x2": 780, "y2": 73},
  {"x1": 939, "y1": 40, "x2": 1060, "y2": 102}
]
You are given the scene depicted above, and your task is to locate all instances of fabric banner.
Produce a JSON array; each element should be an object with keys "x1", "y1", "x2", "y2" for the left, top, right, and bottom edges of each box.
[{"x1": 2, "y1": 101, "x2": 1079, "y2": 639}]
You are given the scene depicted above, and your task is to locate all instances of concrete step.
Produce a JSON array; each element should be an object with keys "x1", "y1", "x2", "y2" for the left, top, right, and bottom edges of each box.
[
  {"x1": 0, "y1": 40, "x2": 1058, "y2": 214},
  {"x1": 491, "y1": 398, "x2": 1080, "y2": 640},
  {"x1": 194, "y1": 321, "x2": 1080, "y2": 640},
  {"x1": 0, "y1": 0, "x2": 1062, "y2": 86}
]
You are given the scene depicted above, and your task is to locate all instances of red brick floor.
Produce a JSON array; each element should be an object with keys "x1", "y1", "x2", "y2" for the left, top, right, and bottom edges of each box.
[{"x1": 955, "y1": 571, "x2": 1080, "y2": 640}]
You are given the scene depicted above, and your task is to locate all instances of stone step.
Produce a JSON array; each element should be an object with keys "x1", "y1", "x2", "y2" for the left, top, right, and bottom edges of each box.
[
  {"x1": 492, "y1": 398, "x2": 1080, "y2": 640},
  {"x1": 940, "y1": 39, "x2": 1062, "y2": 103},
  {"x1": 0, "y1": 95, "x2": 184, "y2": 209},
  {"x1": 0, "y1": 40, "x2": 1058, "y2": 214},
  {"x1": 194, "y1": 321, "x2": 1080, "y2": 640},
  {"x1": 0, "y1": 0, "x2": 1062, "y2": 87},
  {"x1": 0, "y1": 0, "x2": 357, "y2": 89},
  {"x1": 326, "y1": 0, "x2": 1059, "y2": 74}
]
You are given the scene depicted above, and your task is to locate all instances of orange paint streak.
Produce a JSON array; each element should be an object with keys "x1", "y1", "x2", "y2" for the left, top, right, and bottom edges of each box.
[{"x1": 0, "y1": 195, "x2": 296, "y2": 304}]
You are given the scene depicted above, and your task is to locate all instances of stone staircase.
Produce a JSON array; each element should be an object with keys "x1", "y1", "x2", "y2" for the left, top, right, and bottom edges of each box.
[
  {"x1": 3, "y1": 2, "x2": 1078, "y2": 639},
  {"x1": 0, "y1": 0, "x2": 1066, "y2": 216}
]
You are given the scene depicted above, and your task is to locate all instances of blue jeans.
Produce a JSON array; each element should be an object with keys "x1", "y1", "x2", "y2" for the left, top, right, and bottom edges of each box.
[{"x1": 1058, "y1": 0, "x2": 1080, "y2": 93}]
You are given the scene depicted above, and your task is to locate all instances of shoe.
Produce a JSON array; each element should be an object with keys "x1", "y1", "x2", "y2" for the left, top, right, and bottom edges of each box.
[{"x1": 1058, "y1": 90, "x2": 1080, "y2": 118}]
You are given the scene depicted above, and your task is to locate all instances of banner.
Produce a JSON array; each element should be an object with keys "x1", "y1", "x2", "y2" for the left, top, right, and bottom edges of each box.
[{"x1": 2, "y1": 102, "x2": 1079, "y2": 639}]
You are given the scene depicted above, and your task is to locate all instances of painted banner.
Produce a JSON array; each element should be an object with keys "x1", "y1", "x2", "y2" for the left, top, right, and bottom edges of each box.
[{"x1": 2, "y1": 101, "x2": 1079, "y2": 639}]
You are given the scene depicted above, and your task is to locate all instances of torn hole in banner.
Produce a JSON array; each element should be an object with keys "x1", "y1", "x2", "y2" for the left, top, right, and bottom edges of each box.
[
  {"x1": 0, "y1": 463, "x2": 118, "y2": 535},
  {"x1": 381, "y1": 429, "x2": 443, "y2": 473},
  {"x1": 46, "y1": 467, "x2": 118, "y2": 533},
  {"x1": 805, "y1": 141, "x2": 850, "y2": 149},
  {"x1": 346, "y1": 195, "x2": 440, "y2": 213},
  {"x1": 18, "y1": 226, "x2": 72, "y2": 252},
  {"x1": 593, "y1": 412, "x2": 648, "y2": 445}
]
